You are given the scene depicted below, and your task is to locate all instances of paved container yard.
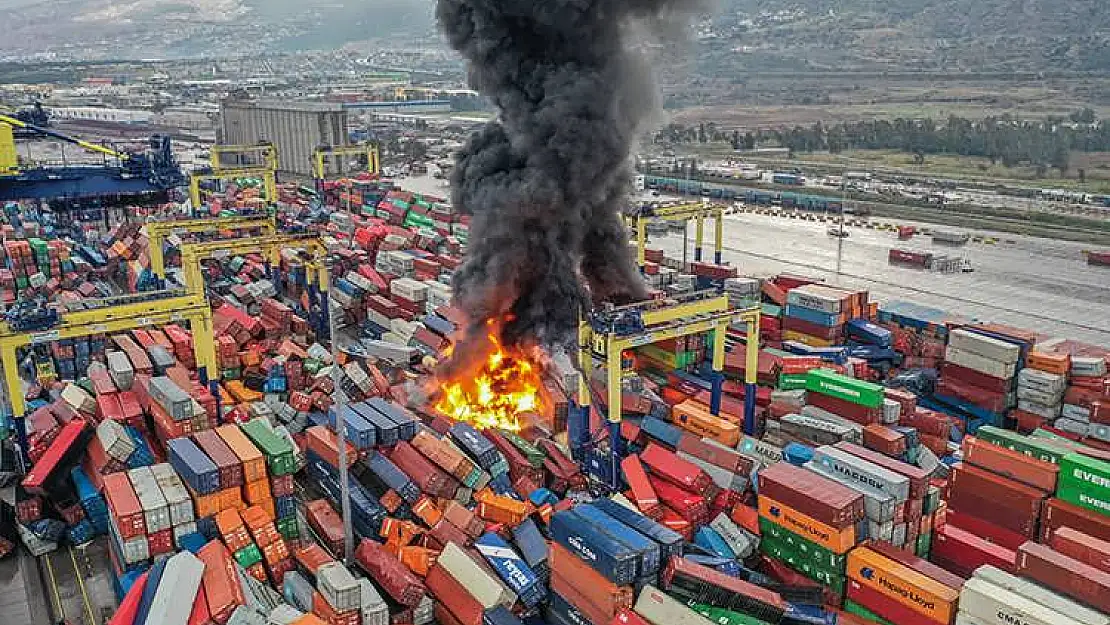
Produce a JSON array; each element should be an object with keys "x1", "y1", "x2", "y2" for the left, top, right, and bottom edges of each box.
[{"x1": 653, "y1": 211, "x2": 1110, "y2": 346}]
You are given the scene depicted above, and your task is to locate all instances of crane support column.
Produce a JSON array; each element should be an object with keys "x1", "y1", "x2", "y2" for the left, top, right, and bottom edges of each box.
[
  {"x1": 607, "y1": 336, "x2": 624, "y2": 485},
  {"x1": 743, "y1": 313, "x2": 760, "y2": 435},
  {"x1": 715, "y1": 212, "x2": 724, "y2": 265},
  {"x1": 709, "y1": 324, "x2": 727, "y2": 416},
  {"x1": 694, "y1": 215, "x2": 705, "y2": 262},
  {"x1": 636, "y1": 216, "x2": 647, "y2": 270}
]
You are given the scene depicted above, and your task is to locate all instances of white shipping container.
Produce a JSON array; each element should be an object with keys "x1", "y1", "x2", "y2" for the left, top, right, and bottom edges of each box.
[
  {"x1": 227, "y1": 606, "x2": 268, "y2": 625},
  {"x1": 1090, "y1": 423, "x2": 1110, "y2": 443},
  {"x1": 107, "y1": 351, "x2": 135, "y2": 390},
  {"x1": 634, "y1": 584, "x2": 715, "y2": 625},
  {"x1": 1071, "y1": 357, "x2": 1107, "y2": 377},
  {"x1": 959, "y1": 577, "x2": 1085, "y2": 625},
  {"x1": 1018, "y1": 399, "x2": 1061, "y2": 420},
  {"x1": 948, "y1": 329, "x2": 1021, "y2": 364},
  {"x1": 881, "y1": 398, "x2": 901, "y2": 424},
  {"x1": 1054, "y1": 418, "x2": 1089, "y2": 437},
  {"x1": 1062, "y1": 404, "x2": 1091, "y2": 422},
  {"x1": 945, "y1": 347, "x2": 1017, "y2": 379},
  {"x1": 97, "y1": 418, "x2": 136, "y2": 463},
  {"x1": 61, "y1": 383, "x2": 96, "y2": 414},
  {"x1": 786, "y1": 287, "x2": 841, "y2": 314},
  {"x1": 128, "y1": 467, "x2": 171, "y2": 533},
  {"x1": 173, "y1": 522, "x2": 198, "y2": 546},
  {"x1": 359, "y1": 579, "x2": 389, "y2": 625},
  {"x1": 268, "y1": 604, "x2": 305, "y2": 625},
  {"x1": 147, "y1": 551, "x2": 205, "y2": 625},
  {"x1": 150, "y1": 463, "x2": 195, "y2": 526},
  {"x1": 317, "y1": 562, "x2": 362, "y2": 612},
  {"x1": 436, "y1": 542, "x2": 515, "y2": 609},
  {"x1": 1018, "y1": 368, "x2": 1067, "y2": 394},
  {"x1": 708, "y1": 512, "x2": 757, "y2": 558},
  {"x1": 345, "y1": 272, "x2": 377, "y2": 294},
  {"x1": 1017, "y1": 386, "x2": 1063, "y2": 406},
  {"x1": 390, "y1": 277, "x2": 429, "y2": 302}
]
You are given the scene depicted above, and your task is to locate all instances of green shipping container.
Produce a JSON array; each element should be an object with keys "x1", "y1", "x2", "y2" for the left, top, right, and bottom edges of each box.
[
  {"x1": 240, "y1": 417, "x2": 297, "y2": 476},
  {"x1": 976, "y1": 426, "x2": 1070, "y2": 464},
  {"x1": 844, "y1": 600, "x2": 894, "y2": 625},
  {"x1": 689, "y1": 602, "x2": 771, "y2": 625},
  {"x1": 759, "y1": 537, "x2": 846, "y2": 593},
  {"x1": 758, "y1": 517, "x2": 848, "y2": 572},
  {"x1": 503, "y1": 431, "x2": 545, "y2": 468},
  {"x1": 234, "y1": 543, "x2": 262, "y2": 568},
  {"x1": 915, "y1": 531, "x2": 932, "y2": 557},
  {"x1": 805, "y1": 369, "x2": 883, "y2": 408},
  {"x1": 1057, "y1": 452, "x2": 1110, "y2": 515},
  {"x1": 777, "y1": 373, "x2": 808, "y2": 391},
  {"x1": 276, "y1": 516, "x2": 300, "y2": 540}
]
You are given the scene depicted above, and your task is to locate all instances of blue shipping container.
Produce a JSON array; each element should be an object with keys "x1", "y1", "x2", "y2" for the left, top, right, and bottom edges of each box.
[
  {"x1": 475, "y1": 532, "x2": 546, "y2": 608},
  {"x1": 367, "y1": 398, "x2": 418, "y2": 441},
  {"x1": 845, "y1": 319, "x2": 893, "y2": 348},
  {"x1": 693, "y1": 526, "x2": 735, "y2": 560},
  {"x1": 549, "y1": 509, "x2": 638, "y2": 585},
  {"x1": 133, "y1": 556, "x2": 168, "y2": 625},
  {"x1": 590, "y1": 499, "x2": 684, "y2": 563},
  {"x1": 574, "y1": 504, "x2": 660, "y2": 576},
  {"x1": 329, "y1": 405, "x2": 376, "y2": 449},
  {"x1": 352, "y1": 403, "x2": 399, "y2": 447},
  {"x1": 167, "y1": 438, "x2": 219, "y2": 495}
]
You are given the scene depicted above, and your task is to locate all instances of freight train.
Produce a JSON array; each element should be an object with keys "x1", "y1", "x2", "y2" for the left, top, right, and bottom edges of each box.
[{"x1": 642, "y1": 176, "x2": 869, "y2": 215}]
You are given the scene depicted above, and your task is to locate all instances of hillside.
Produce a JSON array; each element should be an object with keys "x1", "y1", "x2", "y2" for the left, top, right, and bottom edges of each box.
[{"x1": 704, "y1": 0, "x2": 1110, "y2": 72}]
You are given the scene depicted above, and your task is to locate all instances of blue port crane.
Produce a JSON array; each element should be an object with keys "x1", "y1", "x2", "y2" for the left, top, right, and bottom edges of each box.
[{"x1": 0, "y1": 111, "x2": 185, "y2": 202}]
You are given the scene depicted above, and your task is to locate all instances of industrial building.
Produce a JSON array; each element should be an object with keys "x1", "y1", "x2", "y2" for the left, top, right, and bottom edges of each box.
[{"x1": 218, "y1": 97, "x2": 349, "y2": 178}]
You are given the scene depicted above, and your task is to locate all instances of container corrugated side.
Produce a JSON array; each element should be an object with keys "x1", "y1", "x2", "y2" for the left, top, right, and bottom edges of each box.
[
  {"x1": 812, "y1": 446, "x2": 909, "y2": 503},
  {"x1": 548, "y1": 509, "x2": 638, "y2": 585},
  {"x1": 971, "y1": 565, "x2": 1108, "y2": 625},
  {"x1": 474, "y1": 532, "x2": 545, "y2": 608},
  {"x1": 436, "y1": 542, "x2": 515, "y2": 609},
  {"x1": 846, "y1": 547, "x2": 958, "y2": 625},
  {"x1": 574, "y1": 504, "x2": 660, "y2": 575},
  {"x1": 147, "y1": 551, "x2": 205, "y2": 625},
  {"x1": 959, "y1": 577, "x2": 1081, "y2": 625},
  {"x1": 634, "y1": 584, "x2": 715, "y2": 625},
  {"x1": 1016, "y1": 542, "x2": 1110, "y2": 615},
  {"x1": 129, "y1": 466, "x2": 171, "y2": 533},
  {"x1": 591, "y1": 498, "x2": 684, "y2": 563},
  {"x1": 150, "y1": 463, "x2": 194, "y2": 527},
  {"x1": 317, "y1": 562, "x2": 362, "y2": 612},
  {"x1": 803, "y1": 460, "x2": 897, "y2": 523}
]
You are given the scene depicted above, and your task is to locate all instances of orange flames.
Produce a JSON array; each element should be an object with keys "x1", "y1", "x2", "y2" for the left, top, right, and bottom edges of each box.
[{"x1": 435, "y1": 320, "x2": 543, "y2": 432}]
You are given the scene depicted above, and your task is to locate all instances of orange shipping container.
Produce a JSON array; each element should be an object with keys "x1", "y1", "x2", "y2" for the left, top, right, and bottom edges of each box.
[
  {"x1": 846, "y1": 547, "x2": 959, "y2": 625},
  {"x1": 197, "y1": 540, "x2": 246, "y2": 625},
  {"x1": 244, "y1": 479, "x2": 272, "y2": 505},
  {"x1": 305, "y1": 426, "x2": 358, "y2": 469},
  {"x1": 672, "y1": 400, "x2": 740, "y2": 447},
  {"x1": 217, "y1": 425, "x2": 267, "y2": 482}
]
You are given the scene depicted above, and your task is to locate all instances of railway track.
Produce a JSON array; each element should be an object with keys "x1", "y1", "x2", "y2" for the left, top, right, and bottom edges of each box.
[{"x1": 39, "y1": 543, "x2": 106, "y2": 625}]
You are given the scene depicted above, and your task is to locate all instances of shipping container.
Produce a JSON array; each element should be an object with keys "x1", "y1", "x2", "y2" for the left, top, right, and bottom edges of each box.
[
  {"x1": 811, "y1": 446, "x2": 910, "y2": 503},
  {"x1": 930, "y1": 524, "x2": 1015, "y2": 577},
  {"x1": 757, "y1": 495, "x2": 855, "y2": 554},
  {"x1": 147, "y1": 551, "x2": 205, "y2": 625},
  {"x1": 129, "y1": 466, "x2": 172, "y2": 534},
  {"x1": 549, "y1": 542, "x2": 634, "y2": 616},
  {"x1": 1049, "y1": 526, "x2": 1110, "y2": 573},
  {"x1": 351, "y1": 403, "x2": 399, "y2": 447},
  {"x1": 805, "y1": 370, "x2": 884, "y2": 408},
  {"x1": 1057, "y1": 452, "x2": 1110, "y2": 515},
  {"x1": 217, "y1": 425, "x2": 268, "y2": 483},
  {"x1": 426, "y1": 563, "x2": 484, "y2": 625},
  {"x1": 317, "y1": 563, "x2": 362, "y2": 612},
  {"x1": 437, "y1": 542, "x2": 515, "y2": 609},
  {"x1": 23, "y1": 418, "x2": 92, "y2": 496},
  {"x1": 640, "y1": 444, "x2": 713, "y2": 493},
  {"x1": 1016, "y1": 542, "x2": 1110, "y2": 614},
  {"x1": 757, "y1": 461, "x2": 864, "y2": 529},
  {"x1": 574, "y1": 503, "x2": 661, "y2": 576},
  {"x1": 169, "y1": 437, "x2": 221, "y2": 495},
  {"x1": 948, "y1": 463, "x2": 1045, "y2": 538},
  {"x1": 475, "y1": 532, "x2": 545, "y2": 608},
  {"x1": 198, "y1": 540, "x2": 246, "y2": 625},
  {"x1": 633, "y1": 584, "x2": 715, "y2": 625},
  {"x1": 961, "y1": 437, "x2": 1058, "y2": 493},
  {"x1": 103, "y1": 471, "x2": 146, "y2": 539},
  {"x1": 549, "y1": 509, "x2": 639, "y2": 585},
  {"x1": 194, "y1": 430, "x2": 245, "y2": 489},
  {"x1": 661, "y1": 557, "x2": 787, "y2": 623},
  {"x1": 846, "y1": 547, "x2": 958, "y2": 625},
  {"x1": 354, "y1": 539, "x2": 426, "y2": 607},
  {"x1": 972, "y1": 566, "x2": 1108, "y2": 625}
]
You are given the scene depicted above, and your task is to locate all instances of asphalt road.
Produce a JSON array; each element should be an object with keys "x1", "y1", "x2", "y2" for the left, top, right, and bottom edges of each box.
[{"x1": 652, "y1": 211, "x2": 1110, "y2": 346}]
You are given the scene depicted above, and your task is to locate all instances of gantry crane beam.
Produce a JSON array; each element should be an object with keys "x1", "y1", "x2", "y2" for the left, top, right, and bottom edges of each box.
[
  {"x1": 0, "y1": 291, "x2": 218, "y2": 423},
  {"x1": 145, "y1": 215, "x2": 277, "y2": 283},
  {"x1": 574, "y1": 294, "x2": 760, "y2": 488},
  {"x1": 0, "y1": 112, "x2": 130, "y2": 163},
  {"x1": 312, "y1": 144, "x2": 380, "y2": 192},
  {"x1": 634, "y1": 201, "x2": 726, "y2": 267},
  {"x1": 189, "y1": 166, "x2": 277, "y2": 208},
  {"x1": 180, "y1": 234, "x2": 331, "y2": 335},
  {"x1": 210, "y1": 142, "x2": 278, "y2": 173}
]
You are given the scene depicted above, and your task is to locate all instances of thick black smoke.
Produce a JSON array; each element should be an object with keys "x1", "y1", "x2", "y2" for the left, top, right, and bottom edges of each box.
[{"x1": 438, "y1": 0, "x2": 701, "y2": 358}]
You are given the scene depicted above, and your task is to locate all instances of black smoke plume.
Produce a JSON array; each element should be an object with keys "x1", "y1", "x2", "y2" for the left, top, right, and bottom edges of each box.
[{"x1": 437, "y1": 0, "x2": 701, "y2": 361}]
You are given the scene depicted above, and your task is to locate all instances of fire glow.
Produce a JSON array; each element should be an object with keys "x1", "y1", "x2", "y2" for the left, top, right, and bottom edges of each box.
[{"x1": 434, "y1": 322, "x2": 543, "y2": 432}]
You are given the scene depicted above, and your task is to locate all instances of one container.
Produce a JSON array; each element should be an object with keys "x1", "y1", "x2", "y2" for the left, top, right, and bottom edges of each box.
[
  {"x1": 1016, "y1": 542, "x2": 1110, "y2": 614},
  {"x1": 317, "y1": 562, "x2": 361, "y2": 613},
  {"x1": 805, "y1": 370, "x2": 884, "y2": 408},
  {"x1": 129, "y1": 467, "x2": 171, "y2": 534},
  {"x1": 168, "y1": 437, "x2": 220, "y2": 495},
  {"x1": 971, "y1": 565, "x2": 1109, "y2": 625},
  {"x1": 197, "y1": 540, "x2": 246, "y2": 624},
  {"x1": 146, "y1": 551, "x2": 205, "y2": 625},
  {"x1": 103, "y1": 471, "x2": 146, "y2": 539},
  {"x1": 811, "y1": 446, "x2": 910, "y2": 503},
  {"x1": 353, "y1": 539, "x2": 426, "y2": 607},
  {"x1": 961, "y1": 437, "x2": 1059, "y2": 493},
  {"x1": 1049, "y1": 527, "x2": 1110, "y2": 573},
  {"x1": 149, "y1": 463, "x2": 194, "y2": 527},
  {"x1": 474, "y1": 532, "x2": 545, "y2": 608},
  {"x1": 435, "y1": 542, "x2": 515, "y2": 609},
  {"x1": 661, "y1": 557, "x2": 787, "y2": 623},
  {"x1": 633, "y1": 584, "x2": 716, "y2": 625}
]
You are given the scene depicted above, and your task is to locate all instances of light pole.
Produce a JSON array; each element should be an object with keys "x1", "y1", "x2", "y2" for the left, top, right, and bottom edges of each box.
[
  {"x1": 837, "y1": 177, "x2": 847, "y2": 276},
  {"x1": 326, "y1": 261, "x2": 354, "y2": 565}
]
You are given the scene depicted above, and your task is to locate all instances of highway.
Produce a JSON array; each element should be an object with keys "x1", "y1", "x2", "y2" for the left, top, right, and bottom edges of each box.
[{"x1": 652, "y1": 211, "x2": 1110, "y2": 346}]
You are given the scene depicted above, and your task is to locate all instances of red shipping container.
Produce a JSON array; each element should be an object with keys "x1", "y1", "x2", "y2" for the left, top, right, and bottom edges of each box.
[
  {"x1": 640, "y1": 443, "x2": 713, "y2": 493},
  {"x1": 387, "y1": 441, "x2": 458, "y2": 498},
  {"x1": 757, "y1": 461, "x2": 864, "y2": 529},
  {"x1": 295, "y1": 543, "x2": 336, "y2": 576},
  {"x1": 425, "y1": 564, "x2": 484, "y2": 625},
  {"x1": 103, "y1": 472, "x2": 146, "y2": 539},
  {"x1": 550, "y1": 542, "x2": 634, "y2": 616},
  {"x1": 108, "y1": 571, "x2": 149, "y2": 625},
  {"x1": 929, "y1": 524, "x2": 1015, "y2": 577},
  {"x1": 550, "y1": 570, "x2": 614, "y2": 625},
  {"x1": 863, "y1": 424, "x2": 907, "y2": 458},
  {"x1": 846, "y1": 579, "x2": 938, "y2": 625},
  {"x1": 648, "y1": 476, "x2": 707, "y2": 524},
  {"x1": 1049, "y1": 527, "x2": 1110, "y2": 573},
  {"x1": 313, "y1": 591, "x2": 360, "y2": 625},
  {"x1": 676, "y1": 435, "x2": 754, "y2": 477},
  {"x1": 198, "y1": 540, "x2": 246, "y2": 625},
  {"x1": 947, "y1": 463, "x2": 1045, "y2": 538},
  {"x1": 659, "y1": 506, "x2": 693, "y2": 541},
  {"x1": 1016, "y1": 542, "x2": 1110, "y2": 614},
  {"x1": 612, "y1": 608, "x2": 652, "y2": 625},
  {"x1": 306, "y1": 499, "x2": 345, "y2": 554},
  {"x1": 940, "y1": 362, "x2": 1011, "y2": 393},
  {"x1": 305, "y1": 426, "x2": 357, "y2": 469},
  {"x1": 193, "y1": 429, "x2": 245, "y2": 489},
  {"x1": 960, "y1": 436, "x2": 1058, "y2": 493},
  {"x1": 899, "y1": 409, "x2": 950, "y2": 438},
  {"x1": 148, "y1": 528, "x2": 174, "y2": 556},
  {"x1": 944, "y1": 506, "x2": 1030, "y2": 552},
  {"x1": 187, "y1": 583, "x2": 212, "y2": 625},
  {"x1": 620, "y1": 455, "x2": 661, "y2": 518},
  {"x1": 354, "y1": 538, "x2": 426, "y2": 607}
]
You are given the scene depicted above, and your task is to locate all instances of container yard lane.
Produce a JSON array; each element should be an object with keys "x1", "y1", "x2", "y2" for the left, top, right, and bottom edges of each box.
[{"x1": 653, "y1": 210, "x2": 1110, "y2": 346}]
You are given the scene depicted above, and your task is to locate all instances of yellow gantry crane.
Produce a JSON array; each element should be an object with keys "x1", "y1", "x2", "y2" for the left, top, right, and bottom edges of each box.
[
  {"x1": 190, "y1": 143, "x2": 280, "y2": 208},
  {"x1": 145, "y1": 214, "x2": 278, "y2": 286},
  {"x1": 180, "y1": 233, "x2": 331, "y2": 335},
  {"x1": 574, "y1": 292, "x2": 760, "y2": 487},
  {"x1": 312, "y1": 143, "x2": 380, "y2": 192},
  {"x1": 634, "y1": 201, "x2": 727, "y2": 268},
  {"x1": 0, "y1": 290, "x2": 219, "y2": 425}
]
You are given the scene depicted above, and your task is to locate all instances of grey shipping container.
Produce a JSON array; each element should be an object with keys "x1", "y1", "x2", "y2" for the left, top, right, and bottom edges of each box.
[
  {"x1": 360, "y1": 579, "x2": 389, "y2": 625},
  {"x1": 634, "y1": 584, "x2": 715, "y2": 625},
  {"x1": 98, "y1": 418, "x2": 136, "y2": 463},
  {"x1": 128, "y1": 466, "x2": 172, "y2": 534},
  {"x1": 146, "y1": 550, "x2": 205, "y2": 625},
  {"x1": 317, "y1": 562, "x2": 362, "y2": 612},
  {"x1": 436, "y1": 542, "x2": 516, "y2": 609},
  {"x1": 811, "y1": 445, "x2": 910, "y2": 503},
  {"x1": 150, "y1": 463, "x2": 194, "y2": 527},
  {"x1": 149, "y1": 376, "x2": 193, "y2": 421},
  {"x1": 108, "y1": 351, "x2": 135, "y2": 390}
]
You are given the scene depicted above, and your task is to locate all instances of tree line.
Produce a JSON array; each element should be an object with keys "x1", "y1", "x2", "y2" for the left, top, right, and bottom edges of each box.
[{"x1": 656, "y1": 109, "x2": 1109, "y2": 176}]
